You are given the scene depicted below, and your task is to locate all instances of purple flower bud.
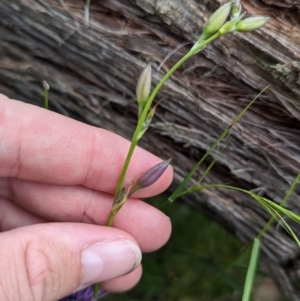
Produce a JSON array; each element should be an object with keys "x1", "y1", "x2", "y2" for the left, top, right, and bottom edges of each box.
[
  {"x1": 136, "y1": 159, "x2": 171, "y2": 189},
  {"x1": 58, "y1": 286, "x2": 108, "y2": 301},
  {"x1": 42, "y1": 80, "x2": 50, "y2": 90}
]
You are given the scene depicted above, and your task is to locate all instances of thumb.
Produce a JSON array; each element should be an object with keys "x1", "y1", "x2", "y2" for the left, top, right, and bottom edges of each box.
[{"x1": 0, "y1": 223, "x2": 142, "y2": 301}]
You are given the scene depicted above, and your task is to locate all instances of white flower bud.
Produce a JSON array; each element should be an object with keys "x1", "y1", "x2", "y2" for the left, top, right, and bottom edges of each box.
[
  {"x1": 236, "y1": 16, "x2": 270, "y2": 32},
  {"x1": 136, "y1": 64, "x2": 152, "y2": 104},
  {"x1": 42, "y1": 80, "x2": 50, "y2": 90},
  {"x1": 203, "y1": 2, "x2": 232, "y2": 38},
  {"x1": 231, "y1": 0, "x2": 241, "y2": 19}
]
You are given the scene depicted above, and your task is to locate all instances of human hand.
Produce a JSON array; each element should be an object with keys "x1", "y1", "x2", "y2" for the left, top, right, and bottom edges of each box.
[{"x1": 0, "y1": 94, "x2": 173, "y2": 301}]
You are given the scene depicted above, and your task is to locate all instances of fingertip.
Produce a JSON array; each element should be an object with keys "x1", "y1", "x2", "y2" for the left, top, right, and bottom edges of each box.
[
  {"x1": 101, "y1": 264, "x2": 143, "y2": 292},
  {"x1": 0, "y1": 222, "x2": 141, "y2": 301}
]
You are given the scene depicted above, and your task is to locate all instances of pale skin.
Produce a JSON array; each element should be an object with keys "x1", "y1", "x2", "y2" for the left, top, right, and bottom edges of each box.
[{"x1": 0, "y1": 94, "x2": 173, "y2": 301}]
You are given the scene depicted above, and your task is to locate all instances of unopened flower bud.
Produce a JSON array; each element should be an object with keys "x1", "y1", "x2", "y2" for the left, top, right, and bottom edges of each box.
[
  {"x1": 230, "y1": 0, "x2": 241, "y2": 19},
  {"x1": 136, "y1": 63, "x2": 152, "y2": 104},
  {"x1": 131, "y1": 159, "x2": 171, "y2": 193},
  {"x1": 202, "y1": 2, "x2": 232, "y2": 38},
  {"x1": 236, "y1": 16, "x2": 269, "y2": 32},
  {"x1": 42, "y1": 80, "x2": 50, "y2": 90},
  {"x1": 218, "y1": 12, "x2": 245, "y2": 34}
]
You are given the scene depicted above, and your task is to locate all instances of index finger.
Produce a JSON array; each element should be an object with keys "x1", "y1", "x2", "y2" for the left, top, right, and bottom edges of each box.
[{"x1": 0, "y1": 94, "x2": 173, "y2": 196}]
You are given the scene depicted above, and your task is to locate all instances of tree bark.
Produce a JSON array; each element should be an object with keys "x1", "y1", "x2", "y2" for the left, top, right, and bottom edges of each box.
[{"x1": 1, "y1": 0, "x2": 300, "y2": 299}]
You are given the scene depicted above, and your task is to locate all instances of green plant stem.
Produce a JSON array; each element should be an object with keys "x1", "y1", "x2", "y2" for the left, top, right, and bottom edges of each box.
[
  {"x1": 241, "y1": 238, "x2": 260, "y2": 301},
  {"x1": 107, "y1": 212, "x2": 115, "y2": 227},
  {"x1": 44, "y1": 89, "x2": 49, "y2": 109},
  {"x1": 98, "y1": 29, "x2": 224, "y2": 301},
  {"x1": 93, "y1": 283, "x2": 99, "y2": 300},
  {"x1": 106, "y1": 31, "x2": 221, "y2": 226},
  {"x1": 96, "y1": 26, "x2": 223, "y2": 301}
]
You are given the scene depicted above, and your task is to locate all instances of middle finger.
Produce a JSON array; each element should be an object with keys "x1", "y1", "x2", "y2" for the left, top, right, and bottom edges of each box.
[{"x1": 0, "y1": 178, "x2": 172, "y2": 252}]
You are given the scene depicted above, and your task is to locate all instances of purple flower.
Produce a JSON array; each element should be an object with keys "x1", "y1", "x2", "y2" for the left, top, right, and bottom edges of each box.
[{"x1": 58, "y1": 286, "x2": 108, "y2": 301}]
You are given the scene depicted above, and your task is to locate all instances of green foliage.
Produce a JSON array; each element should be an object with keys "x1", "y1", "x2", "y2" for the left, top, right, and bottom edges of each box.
[{"x1": 242, "y1": 239, "x2": 260, "y2": 301}]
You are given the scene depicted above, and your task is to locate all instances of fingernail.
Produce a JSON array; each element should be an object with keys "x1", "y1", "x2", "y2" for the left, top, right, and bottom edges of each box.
[{"x1": 81, "y1": 240, "x2": 142, "y2": 286}]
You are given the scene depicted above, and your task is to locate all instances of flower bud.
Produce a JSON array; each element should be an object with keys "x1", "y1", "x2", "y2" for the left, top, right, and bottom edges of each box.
[
  {"x1": 236, "y1": 16, "x2": 269, "y2": 32},
  {"x1": 218, "y1": 12, "x2": 245, "y2": 35},
  {"x1": 136, "y1": 63, "x2": 152, "y2": 104},
  {"x1": 42, "y1": 80, "x2": 50, "y2": 90},
  {"x1": 130, "y1": 159, "x2": 171, "y2": 194},
  {"x1": 202, "y1": 2, "x2": 232, "y2": 38},
  {"x1": 139, "y1": 159, "x2": 171, "y2": 188},
  {"x1": 230, "y1": 0, "x2": 241, "y2": 19}
]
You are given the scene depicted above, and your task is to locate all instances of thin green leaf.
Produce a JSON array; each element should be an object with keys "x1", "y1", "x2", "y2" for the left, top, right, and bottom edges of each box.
[
  {"x1": 258, "y1": 171, "x2": 300, "y2": 238},
  {"x1": 169, "y1": 86, "x2": 269, "y2": 202},
  {"x1": 242, "y1": 238, "x2": 260, "y2": 301},
  {"x1": 257, "y1": 199, "x2": 300, "y2": 246},
  {"x1": 179, "y1": 182, "x2": 300, "y2": 245},
  {"x1": 197, "y1": 140, "x2": 230, "y2": 185}
]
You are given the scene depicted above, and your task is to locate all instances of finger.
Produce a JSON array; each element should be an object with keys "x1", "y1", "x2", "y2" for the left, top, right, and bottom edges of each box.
[
  {"x1": 2, "y1": 177, "x2": 171, "y2": 253},
  {"x1": 1, "y1": 178, "x2": 172, "y2": 252},
  {"x1": 0, "y1": 95, "x2": 173, "y2": 197},
  {"x1": 0, "y1": 223, "x2": 142, "y2": 301},
  {"x1": 0, "y1": 197, "x2": 46, "y2": 231},
  {"x1": 101, "y1": 265, "x2": 143, "y2": 292}
]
